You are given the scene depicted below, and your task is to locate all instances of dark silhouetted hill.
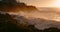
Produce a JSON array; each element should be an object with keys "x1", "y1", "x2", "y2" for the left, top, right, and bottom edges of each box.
[
  {"x1": 0, "y1": 0, "x2": 38, "y2": 12},
  {"x1": 0, "y1": 11, "x2": 21, "y2": 32}
]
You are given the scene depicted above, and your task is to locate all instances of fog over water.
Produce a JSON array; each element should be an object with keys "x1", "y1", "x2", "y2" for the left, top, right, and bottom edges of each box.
[{"x1": 9, "y1": 8, "x2": 60, "y2": 21}]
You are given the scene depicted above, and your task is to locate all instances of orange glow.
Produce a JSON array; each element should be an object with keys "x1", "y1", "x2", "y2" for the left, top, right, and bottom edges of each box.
[{"x1": 52, "y1": 0, "x2": 60, "y2": 7}]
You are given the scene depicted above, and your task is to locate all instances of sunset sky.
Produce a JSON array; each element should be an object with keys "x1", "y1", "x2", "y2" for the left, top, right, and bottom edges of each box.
[{"x1": 17, "y1": 0, "x2": 60, "y2": 7}]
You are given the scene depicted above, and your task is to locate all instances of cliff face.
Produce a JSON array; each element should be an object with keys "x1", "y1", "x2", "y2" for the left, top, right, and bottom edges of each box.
[{"x1": 0, "y1": 0, "x2": 38, "y2": 12}]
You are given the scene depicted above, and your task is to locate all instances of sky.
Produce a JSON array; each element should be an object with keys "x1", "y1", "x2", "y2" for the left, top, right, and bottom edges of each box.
[{"x1": 16, "y1": 0, "x2": 60, "y2": 7}]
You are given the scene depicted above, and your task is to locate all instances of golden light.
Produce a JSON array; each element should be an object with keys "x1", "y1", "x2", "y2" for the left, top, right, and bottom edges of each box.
[{"x1": 52, "y1": 0, "x2": 60, "y2": 7}]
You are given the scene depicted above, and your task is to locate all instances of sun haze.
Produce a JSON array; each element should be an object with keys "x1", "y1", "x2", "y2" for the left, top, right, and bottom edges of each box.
[
  {"x1": 52, "y1": 0, "x2": 60, "y2": 7},
  {"x1": 18, "y1": 0, "x2": 60, "y2": 7}
]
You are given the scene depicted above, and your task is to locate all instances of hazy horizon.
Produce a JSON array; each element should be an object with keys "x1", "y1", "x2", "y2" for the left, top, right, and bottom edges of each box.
[{"x1": 17, "y1": 0, "x2": 60, "y2": 7}]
